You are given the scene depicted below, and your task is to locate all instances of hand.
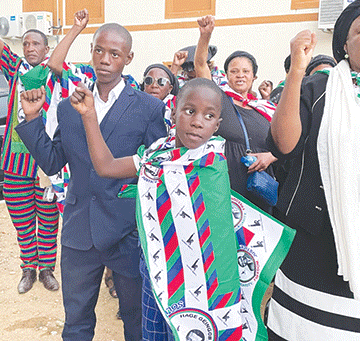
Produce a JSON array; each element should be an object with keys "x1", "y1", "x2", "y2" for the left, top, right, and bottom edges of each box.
[
  {"x1": 74, "y1": 8, "x2": 89, "y2": 30},
  {"x1": 247, "y1": 152, "x2": 277, "y2": 173},
  {"x1": 20, "y1": 86, "x2": 46, "y2": 121},
  {"x1": 172, "y1": 50, "x2": 188, "y2": 67},
  {"x1": 258, "y1": 80, "x2": 273, "y2": 100},
  {"x1": 197, "y1": 15, "x2": 215, "y2": 36},
  {"x1": 70, "y1": 82, "x2": 96, "y2": 118},
  {"x1": 290, "y1": 30, "x2": 317, "y2": 74}
]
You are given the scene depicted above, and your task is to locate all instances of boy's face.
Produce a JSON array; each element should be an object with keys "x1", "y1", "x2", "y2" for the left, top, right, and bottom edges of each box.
[
  {"x1": 91, "y1": 30, "x2": 133, "y2": 88},
  {"x1": 174, "y1": 87, "x2": 222, "y2": 149}
]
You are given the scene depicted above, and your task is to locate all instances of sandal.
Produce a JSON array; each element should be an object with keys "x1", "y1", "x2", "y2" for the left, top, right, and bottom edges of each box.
[{"x1": 104, "y1": 275, "x2": 118, "y2": 299}]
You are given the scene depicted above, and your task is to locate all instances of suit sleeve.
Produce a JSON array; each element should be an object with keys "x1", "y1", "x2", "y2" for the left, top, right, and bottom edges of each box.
[
  {"x1": 143, "y1": 101, "x2": 167, "y2": 148},
  {"x1": 15, "y1": 114, "x2": 67, "y2": 176}
]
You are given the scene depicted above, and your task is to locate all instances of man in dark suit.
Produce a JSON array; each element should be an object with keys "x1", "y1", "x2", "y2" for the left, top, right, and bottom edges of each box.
[{"x1": 15, "y1": 23, "x2": 167, "y2": 341}]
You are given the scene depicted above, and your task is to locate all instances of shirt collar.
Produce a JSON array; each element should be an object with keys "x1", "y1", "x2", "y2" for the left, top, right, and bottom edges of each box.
[{"x1": 93, "y1": 78, "x2": 125, "y2": 103}]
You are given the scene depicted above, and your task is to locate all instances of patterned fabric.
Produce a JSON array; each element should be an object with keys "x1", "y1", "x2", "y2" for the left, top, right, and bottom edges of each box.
[
  {"x1": 119, "y1": 129, "x2": 295, "y2": 340},
  {"x1": 163, "y1": 94, "x2": 176, "y2": 130},
  {"x1": 0, "y1": 44, "x2": 40, "y2": 177},
  {"x1": 350, "y1": 71, "x2": 360, "y2": 98},
  {"x1": 140, "y1": 256, "x2": 175, "y2": 341},
  {"x1": 133, "y1": 134, "x2": 243, "y2": 340},
  {"x1": 219, "y1": 82, "x2": 277, "y2": 122},
  {"x1": 3, "y1": 172, "x2": 59, "y2": 270}
]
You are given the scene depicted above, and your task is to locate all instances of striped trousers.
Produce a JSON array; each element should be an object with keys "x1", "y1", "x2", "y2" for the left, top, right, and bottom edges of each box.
[{"x1": 3, "y1": 171, "x2": 59, "y2": 270}]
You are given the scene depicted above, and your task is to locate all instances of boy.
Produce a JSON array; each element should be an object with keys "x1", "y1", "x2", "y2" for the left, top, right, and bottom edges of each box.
[
  {"x1": 20, "y1": 78, "x2": 243, "y2": 340},
  {"x1": 16, "y1": 23, "x2": 167, "y2": 341}
]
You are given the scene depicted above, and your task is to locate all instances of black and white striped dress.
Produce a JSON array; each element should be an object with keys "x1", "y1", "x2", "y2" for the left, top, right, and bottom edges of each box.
[{"x1": 266, "y1": 73, "x2": 360, "y2": 340}]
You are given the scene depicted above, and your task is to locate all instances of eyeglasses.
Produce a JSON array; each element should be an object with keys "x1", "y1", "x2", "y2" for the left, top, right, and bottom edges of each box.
[{"x1": 143, "y1": 76, "x2": 171, "y2": 87}]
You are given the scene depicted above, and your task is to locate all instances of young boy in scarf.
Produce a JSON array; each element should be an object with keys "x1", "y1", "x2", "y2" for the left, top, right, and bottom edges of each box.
[{"x1": 20, "y1": 78, "x2": 244, "y2": 340}]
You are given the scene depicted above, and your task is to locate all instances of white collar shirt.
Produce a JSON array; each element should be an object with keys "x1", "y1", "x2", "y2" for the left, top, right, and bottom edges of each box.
[{"x1": 93, "y1": 79, "x2": 125, "y2": 124}]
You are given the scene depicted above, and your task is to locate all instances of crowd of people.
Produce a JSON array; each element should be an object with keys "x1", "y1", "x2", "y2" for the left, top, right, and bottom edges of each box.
[{"x1": 1, "y1": 1, "x2": 360, "y2": 340}]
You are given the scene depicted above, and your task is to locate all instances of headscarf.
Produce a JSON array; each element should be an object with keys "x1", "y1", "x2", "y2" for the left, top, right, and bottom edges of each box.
[
  {"x1": 224, "y1": 51, "x2": 258, "y2": 76},
  {"x1": 305, "y1": 54, "x2": 337, "y2": 76},
  {"x1": 332, "y1": 0, "x2": 360, "y2": 63},
  {"x1": 141, "y1": 63, "x2": 179, "y2": 96}
]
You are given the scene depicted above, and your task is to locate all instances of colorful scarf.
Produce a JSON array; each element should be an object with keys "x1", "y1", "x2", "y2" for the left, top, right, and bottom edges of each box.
[
  {"x1": 163, "y1": 93, "x2": 176, "y2": 130},
  {"x1": 119, "y1": 131, "x2": 295, "y2": 340},
  {"x1": 219, "y1": 83, "x2": 277, "y2": 122},
  {"x1": 317, "y1": 60, "x2": 360, "y2": 300}
]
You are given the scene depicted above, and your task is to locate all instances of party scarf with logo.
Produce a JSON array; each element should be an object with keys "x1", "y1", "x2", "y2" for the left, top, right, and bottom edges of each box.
[
  {"x1": 119, "y1": 131, "x2": 295, "y2": 340},
  {"x1": 219, "y1": 83, "x2": 277, "y2": 122}
]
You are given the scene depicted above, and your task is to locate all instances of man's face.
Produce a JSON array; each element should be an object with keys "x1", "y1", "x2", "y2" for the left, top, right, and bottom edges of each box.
[
  {"x1": 22, "y1": 32, "x2": 49, "y2": 67},
  {"x1": 91, "y1": 30, "x2": 133, "y2": 88}
]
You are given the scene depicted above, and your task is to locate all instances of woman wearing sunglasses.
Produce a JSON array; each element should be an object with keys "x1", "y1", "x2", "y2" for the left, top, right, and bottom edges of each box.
[{"x1": 140, "y1": 64, "x2": 179, "y2": 129}]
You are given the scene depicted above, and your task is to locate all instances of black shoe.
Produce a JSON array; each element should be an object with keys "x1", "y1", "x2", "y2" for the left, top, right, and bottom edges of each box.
[
  {"x1": 39, "y1": 268, "x2": 59, "y2": 291},
  {"x1": 18, "y1": 269, "x2": 37, "y2": 294}
]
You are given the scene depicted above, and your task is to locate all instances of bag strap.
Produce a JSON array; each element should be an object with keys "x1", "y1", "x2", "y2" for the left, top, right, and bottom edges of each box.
[{"x1": 231, "y1": 99, "x2": 252, "y2": 153}]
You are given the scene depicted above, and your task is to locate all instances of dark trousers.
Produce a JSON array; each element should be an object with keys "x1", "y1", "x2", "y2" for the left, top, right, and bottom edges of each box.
[{"x1": 61, "y1": 243, "x2": 142, "y2": 341}]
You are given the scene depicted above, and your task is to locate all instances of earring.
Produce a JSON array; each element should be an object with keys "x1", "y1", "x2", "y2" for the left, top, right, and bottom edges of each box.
[{"x1": 345, "y1": 53, "x2": 349, "y2": 59}]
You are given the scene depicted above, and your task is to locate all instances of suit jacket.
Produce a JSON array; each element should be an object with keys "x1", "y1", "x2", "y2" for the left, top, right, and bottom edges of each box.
[{"x1": 16, "y1": 83, "x2": 167, "y2": 252}]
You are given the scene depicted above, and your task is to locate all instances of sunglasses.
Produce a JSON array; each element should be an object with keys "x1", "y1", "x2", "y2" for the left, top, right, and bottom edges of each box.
[{"x1": 143, "y1": 76, "x2": 171, "y2": 87}]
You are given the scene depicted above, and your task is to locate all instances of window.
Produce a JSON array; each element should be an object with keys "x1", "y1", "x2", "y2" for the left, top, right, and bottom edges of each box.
[
  {"x1": 22, "y1": 0, "x2": 104, "y2": 28},
  {"x1": 165, "y1": 0, "x2": 215, "y2": 19},
  {"x1": 291, "y1": 0, "x2": 319, "y2": 10}
]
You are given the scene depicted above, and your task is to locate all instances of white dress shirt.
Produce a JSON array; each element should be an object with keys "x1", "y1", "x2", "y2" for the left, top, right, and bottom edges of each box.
[{"x1": 93, "y1": 79, "x2": 125, "y2": 124}]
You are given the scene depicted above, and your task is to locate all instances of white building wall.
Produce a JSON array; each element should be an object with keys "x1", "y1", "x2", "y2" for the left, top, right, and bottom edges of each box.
[{"x1": 1, "y1": 0, "x2": 334, "y2": 89}]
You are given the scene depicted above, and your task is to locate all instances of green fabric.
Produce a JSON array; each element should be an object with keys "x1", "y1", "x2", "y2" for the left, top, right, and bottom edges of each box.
[{"x1": 19, "y1": 64, "x2": 50, "y2": 90}]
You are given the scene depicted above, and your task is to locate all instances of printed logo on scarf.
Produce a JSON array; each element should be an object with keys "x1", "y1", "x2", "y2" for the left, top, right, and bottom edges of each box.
[{"x1": 169, "y1": 308, "x2": 218, "y2": 341}]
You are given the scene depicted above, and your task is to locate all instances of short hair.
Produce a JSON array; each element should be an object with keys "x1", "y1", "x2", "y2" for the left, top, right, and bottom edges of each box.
[
  {"x1": 22, "y1": 29, "x2": 48, "y2": 46},
  {"x1": 93, "y1": 23, "x2": 132, "y2": 51},
  {"x1": 176, "y1": 77, "x2": 223, "y2": 113}
]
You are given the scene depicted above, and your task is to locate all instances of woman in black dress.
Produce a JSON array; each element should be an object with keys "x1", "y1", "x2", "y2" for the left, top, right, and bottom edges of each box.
[
  {"x1": 266, "y1": 1, "x2": 360, "y2": 339},
  {"x1": 194, "y1": 15, "x2": 277, "y2": 212}
]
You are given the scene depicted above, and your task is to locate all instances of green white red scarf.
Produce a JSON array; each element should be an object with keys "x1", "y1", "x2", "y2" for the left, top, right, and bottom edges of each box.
[{"x1": 119, "y1": 129, "x2": 295, "y2": 340}]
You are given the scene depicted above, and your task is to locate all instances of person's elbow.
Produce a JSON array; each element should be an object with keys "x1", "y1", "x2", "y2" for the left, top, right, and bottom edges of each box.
[{"x1": 47, "y1": 61, "x2": 62, "y2": 77}]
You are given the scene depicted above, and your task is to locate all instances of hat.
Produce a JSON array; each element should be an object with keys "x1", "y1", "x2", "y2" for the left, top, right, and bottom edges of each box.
[
  {"x1": 180, "y1": 45, "x2": 217, "y2": 71},
  {"x1": 305, "y1": 54, "x2": 337, "y2": 76},
  {"x1": 332, "y1": 0, "x2": 360, "y2": 62}
]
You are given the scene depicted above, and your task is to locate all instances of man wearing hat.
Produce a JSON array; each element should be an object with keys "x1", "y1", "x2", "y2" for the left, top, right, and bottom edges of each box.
[{"x1": 170, "y1": 44, "x2": 223, "y2": 88}]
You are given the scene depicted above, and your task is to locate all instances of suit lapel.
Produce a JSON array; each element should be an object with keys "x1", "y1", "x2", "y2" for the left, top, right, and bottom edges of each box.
[{"x1": 100, "y1": 83, "x2": 135, "y2": 142}]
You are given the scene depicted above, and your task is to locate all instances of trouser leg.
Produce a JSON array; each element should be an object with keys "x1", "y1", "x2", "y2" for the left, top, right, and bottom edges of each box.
[
  {"x1": 61, "y1": 245, "x2": 104, "y2": 341},
  {"x1": 113, "y1": 271, "x2": 142, "y2": 341},
  {"x1": 34, "y1": 182, "x2": 59, "y2": 270},
  {"x1": 3, "y1": 172, "x2": 38, "y2": 270}
]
